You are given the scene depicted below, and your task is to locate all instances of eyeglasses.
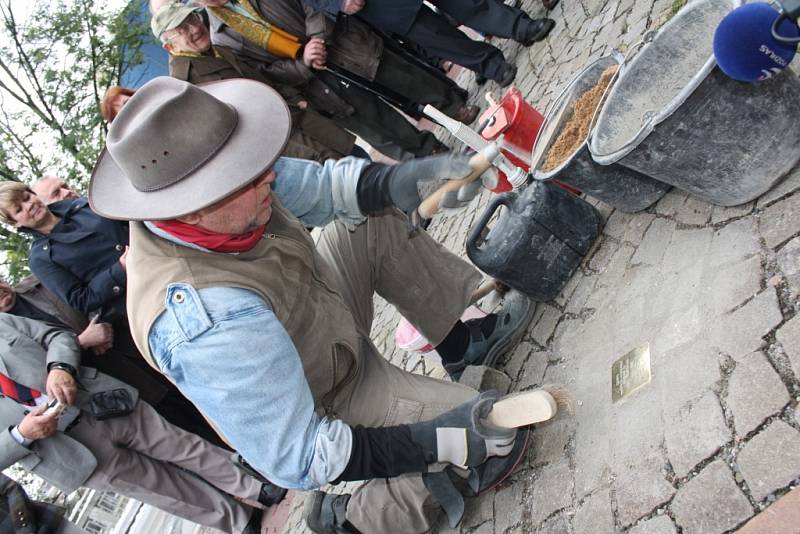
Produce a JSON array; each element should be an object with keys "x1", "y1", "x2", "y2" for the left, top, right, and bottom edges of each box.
[{"x1": 163, "y1": 13, "x2": 203, "y2": 43}]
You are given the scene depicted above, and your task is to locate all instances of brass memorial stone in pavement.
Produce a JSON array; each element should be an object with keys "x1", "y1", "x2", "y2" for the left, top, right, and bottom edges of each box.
[{"x1": 611, "y1": 343, "x2": 652, "y2": 403}]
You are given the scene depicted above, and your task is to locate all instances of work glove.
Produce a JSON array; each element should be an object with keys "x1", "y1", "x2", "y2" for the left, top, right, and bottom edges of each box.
[
  {"x1": 356, "y1": 154, "x2": 492, "y2": 217},
  {"x1": 406, "y1": 390, "x2": 517, "y2": 467}
]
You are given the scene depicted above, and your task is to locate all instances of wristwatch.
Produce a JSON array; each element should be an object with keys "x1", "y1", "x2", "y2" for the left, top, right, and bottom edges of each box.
[{"x1": 47, "y1": 362, "x2": 77, "y2": 377}]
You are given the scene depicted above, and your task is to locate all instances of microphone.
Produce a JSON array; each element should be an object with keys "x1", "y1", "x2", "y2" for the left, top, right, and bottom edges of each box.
[{"x1": 713, "y1": 2, "x2": 799, "y2": 82}]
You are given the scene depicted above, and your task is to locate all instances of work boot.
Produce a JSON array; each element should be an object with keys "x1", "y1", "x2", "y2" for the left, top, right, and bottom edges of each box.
[
  {"x1": 424, "y1": 428, "x2": 530, "y2": 527},
  {"x1": 305, "y1": 492, "x2": 358, "y2": 534},
  {"x1": 496, "y1": 63, "x2": 518, "y2": 88},
  {"x1": 445, "y1": 290, "x2": 536, "y2": 379},
  {"x1": 242, "y1": 508, "x2": 263, "y2": 534},
  {"x1": 258, "y1": 481, "x2": 288, "y2": 507},
  {"x1": 542, "y1": 0, "x2": 560, "y2": 10},
  {"x1": 519, "y1": 18, "x2": 556, "y2": 46},
  {"x1": 452, "y1": 104, "x2": 480, "y2": 125}
]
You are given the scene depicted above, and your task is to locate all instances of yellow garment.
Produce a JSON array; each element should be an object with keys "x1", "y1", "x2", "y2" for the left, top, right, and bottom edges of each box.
[
  {"x1": 209, "y1": 3, "x2": 301, "y2": 59},
  {"x1": 170, "y1": 48, "x2": 223, "y2": 59}
]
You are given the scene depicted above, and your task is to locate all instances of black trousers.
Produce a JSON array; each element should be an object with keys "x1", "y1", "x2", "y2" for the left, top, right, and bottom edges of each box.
[
  {"x1": 433, "y1": 0, "x2": 537, "y2": 41},
  {"x1": 403, "y1": 5, "x2": 509, "y2": 82},
  {"x1": 318, "y1": 69, "x2": 439, "y2": 161}
]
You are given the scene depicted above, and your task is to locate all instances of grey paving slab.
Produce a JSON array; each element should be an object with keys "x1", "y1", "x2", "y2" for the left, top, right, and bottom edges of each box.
[
  {"x1": 671, "y1": 460, "x2": 753, "y2": 533},
  {"x1": 493, "y1": 476, "x2": 527, "y2": 533},
  {"x1": 503, "y1": 340, "x2": 536, "y2": 382},
  {"x1": 572, "y1": 488, "x2": 613, "y2": 534},
  {"x1": 675, "y1": 196, "x2": 714, "y2": 226},
  {"x1": 459, "y1": 365, "x2": 512, "y2": 393},
  {"x1": 530, "y1": 418, "x2": 572, "y2": 468},
  {"x1": 631, "y1": 218, "x2": 676, "y2": 266},
  {"x1": 528, "y1": 460, "x2": 574, "y2": 526},
  {"x1": 664, "y1": 391, "x2": 730, "y2": 479},
  {"x1": 536, "y1": 513, "x2": 570, "y2": 534},
  {"x1": 737, "y1": 420, "x2": 800, "y2": 501},
  {"x1": 759, "y1": 193, "x2": 800, "y2": 249},
  {"x1": 531, "y1": 304, "x2": 562, "y2": 346},
  {"x1": 727, "y1": 351, "x2": 791, "y2": 437},
  {"x1": 757, "y1": 165, "x2": 800, "y2": 208},
  {"x1": 776, "y1": 314, "x2": 800, "y2": 379},
  {"x1": 701, "y1": 255, "x2": 762, "y2": 318},
  {"x1": 777, "y1": 236, "x2": 800, "y2": 299},
  {"x1": 627, "y1": 515, "x2": 677, "y2": 534},
  {"x1": 613, "y1": 453, "x2": 675, "y2": 527},
  {"x1": 708, "y1": 217, "x2": 761, "y2": 268},
  {"x1": 710, "y1": 202, "x2": 754, "y2": 225},
  {"x1": 604, "y1": 211, "x2": 655, "y2": 244},
  {"x1": 654, "y1": 337, "x2": 722, "y2": 414},
  {"x1": 517, "y1": 351, "x2": 549, "y2": 390},
  {"x1": 462, "y1": 491, "x2": 495, "y2": 530},
  {"x1": 710, "y1": 288, "x2": 783, "y2": 360}
]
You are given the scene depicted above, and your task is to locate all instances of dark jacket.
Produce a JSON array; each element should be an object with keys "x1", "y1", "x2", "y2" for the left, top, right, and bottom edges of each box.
[
  {"x1": 0, "y1": 473, "x2": 77, "y2": 534},
  {"x1": 303, "y1": 0, "x2": 422, "y2": 35},
  {"x1": 169, "y1": 46, "x2": 355, "y2": 159},
  {"x1": 27, "y1": 198, "x2": 128, "y2": 320},
  {"x1": 207, "y1": 0, "x2": 383, "y2": 117}
]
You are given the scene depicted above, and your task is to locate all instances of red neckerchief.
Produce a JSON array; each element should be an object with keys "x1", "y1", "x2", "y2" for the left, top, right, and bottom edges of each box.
[{"x1": 153, "y1": 219, "x2": 266, "y2": 253}]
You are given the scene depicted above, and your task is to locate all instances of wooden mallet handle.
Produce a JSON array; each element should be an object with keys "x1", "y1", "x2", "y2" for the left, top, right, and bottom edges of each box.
[{"x1": 417, "y1": 145, "x2": 499, "y2": 220}]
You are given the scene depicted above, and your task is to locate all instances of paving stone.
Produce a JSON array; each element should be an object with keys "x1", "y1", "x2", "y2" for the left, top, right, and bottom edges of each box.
[
  {"x1": 777, "y1": 236, "x2": 800, "y2": 299},
  {"x1": 660, "y1": 227, "x2": 714, "y2": 275},
  {"x1": 627, "y1": 515, "x2": 677, "y2": 534},
  {"x1": 529, "y1": 460, "x2": 574, "y2": 525},
  {"x1": 728, "y1": 351, "x2": 791, "y2": 437},
  {"x1": 675, "y1": 196, "x2": 714, "y2": 226},
  {"x1": 757, "y1": 165, "x2": 800, "y2": 208},
  {"x1": 532, "y1": 304, "x2": 562, "y2": 346},
  {"x1": 536, "y1": 512, "x2": 570, "y2": 534},
  {"x1": 461, "y1": 490, "x2": 494, "y2": 530},
  {"x1": 613, "y1": 454, "x2": 676, "y2": 526},
  {"x1": 655, "y1": 337, "x2": 722, "y2": 414},
  {"x1": 671, "y1": 460, "x2": 753, "y2": 533},
  {"x1": 564, "y1": 274, "x2": 597, "y2": 315},
  {"x1": 759, "y1": 193, "x2": 800, "y2": 249},
  {"x1": 665, "y1": 391, "x2": 730, "y2": 478},
  {"x1": 572, "y1": 488, "x2": 613, "y2": 534},
  {"x1": 702, "y1": 255, "x2": 762, "y2": 318},
  {"x1": 709, "y1": 217, "x2": 761, "y2": 268},
  {"x1": 517, "y1": 351, "x2": 549, "y2": 390},
  {"x1": 494, "y1": 477, "x2": 527, "y2": 533},
  {"x1": 471, "y1": 521, "x2": 493, "y2": 534},
  {"x1": 459, "y1": 365, "x2": 512, "y2": 393},
  {"x1": 776, "y1": 314, "x2": 800, "y2": 379},
  {"x1": 589, "y1": 238, "x2": 620, "y2": 272},
  {"x1": 530, "y1": 418, "x2": 572, "y2": 467},
  {"x1": 503, "y1": 340, "x2": 536, "y2": 382},
  {"x1": 738, "y1": 486, "x2": 800, "y2": 534},
  {"x1": 603, "y1": 211, "x2": 655, "y2": 244},
  {"x1": 710, "y1": 202, "x2": 755, "y2": 224},
  {"x1": 737, "y1": 420, "x2": 800, "y2": 501},
  {"x1": 631, "y1": 218, "x2": 676, "y2": 266},
  {"x1": 711, "y1": 288, "x2": 783, "y2": 360}
]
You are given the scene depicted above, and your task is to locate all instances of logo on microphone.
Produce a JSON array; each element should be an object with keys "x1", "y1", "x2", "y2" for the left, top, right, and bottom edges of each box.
[{"x1": 759, "y1": 44, "x2": 789, "y2": 67}]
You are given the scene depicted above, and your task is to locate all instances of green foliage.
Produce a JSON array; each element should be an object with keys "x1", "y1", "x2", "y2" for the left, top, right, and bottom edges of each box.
[
  {"x1": 0, "y1": 0, "x2": 149, "y2": 282},
  {"x1": 671, "y1": 0, "x2": 688, "y2": 15}
]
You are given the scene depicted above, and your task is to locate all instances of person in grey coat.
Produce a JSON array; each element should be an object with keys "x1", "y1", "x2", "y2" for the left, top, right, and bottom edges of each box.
[{"x1": 0, "y1": 313, "x2": 280, "y2": 534}]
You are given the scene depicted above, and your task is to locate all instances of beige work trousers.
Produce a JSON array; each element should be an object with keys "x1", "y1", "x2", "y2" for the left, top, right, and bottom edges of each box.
[
  {"x1": 314, "y1": 210, "x2": 484, "y2": 533},
  {"x1": 69, "y1": 401, "x2": 262, "y2": 533}
]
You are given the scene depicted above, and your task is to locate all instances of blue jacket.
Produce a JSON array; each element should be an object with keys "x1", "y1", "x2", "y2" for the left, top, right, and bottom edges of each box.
[
  {"x1": 27, "y1": 198, "x2": 129, "y2": 320},
  {"x1": 303, "y1": 0, "x2": 422, "y2": 35}
]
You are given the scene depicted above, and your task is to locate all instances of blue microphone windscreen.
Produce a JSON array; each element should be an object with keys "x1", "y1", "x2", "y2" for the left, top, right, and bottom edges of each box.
[{"x1": 713, "y1": 2, "x2": 799, "y2": 82}]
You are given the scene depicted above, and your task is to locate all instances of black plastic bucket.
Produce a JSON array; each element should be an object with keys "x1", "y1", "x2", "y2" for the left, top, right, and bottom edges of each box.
[
  {"x1": 588, "y1": 0, "x2": 800, "y2": 206},
  {"x1": 466, "y1": 181, "x2": 602, "y2": 302},
  {"x1": 532, "y1": 54, "x2": 671, "y2": 212}
]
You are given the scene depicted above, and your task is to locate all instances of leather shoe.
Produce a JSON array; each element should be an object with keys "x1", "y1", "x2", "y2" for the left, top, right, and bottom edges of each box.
[
  {"x1": 452, "y1": 104, "x2": 480, "y2": 125},
  {"x1": 496, "y1": 63, "x2": 517, "y2": 88},
  {"x1": 542, "y1": 0, "x2": 560, "y2": 10},
  {"x1": 520, "y1": 18, "x2": 556, "y2": 46},
  {"x1": 258, "y1": 481, "x2": 287, "y2": 507},
  {"x1": 242, "y1": 508, "x2": 263, "y2": 534}
]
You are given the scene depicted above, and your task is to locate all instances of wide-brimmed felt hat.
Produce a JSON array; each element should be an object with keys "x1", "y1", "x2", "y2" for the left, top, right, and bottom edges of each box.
[
  {"x1": 89, "y1": 76, "x2": 291, "y2": 221},
  {"x1": 151, "y1": 2, "x2": 202, "y2": 39}
]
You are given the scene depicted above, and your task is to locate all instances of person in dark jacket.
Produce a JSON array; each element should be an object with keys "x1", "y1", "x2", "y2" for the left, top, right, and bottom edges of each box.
[
  {"x1": 162, "y1": 0, "x2": 478, "y2": 161},
  {"x1": 302, "y1": 0, "x2": 555, "y2": 86},
  {"x1": 0, "y1": 473, "x2": 86, "y2": 534}
]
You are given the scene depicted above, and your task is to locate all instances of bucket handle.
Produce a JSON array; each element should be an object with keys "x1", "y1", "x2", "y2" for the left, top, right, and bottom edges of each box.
[
  {"x1": 466, "y1": 192, "x2": 517, "y2": 260},
  {"x1": 587, "y1": 31, "x2": 661, "y2": 159}
]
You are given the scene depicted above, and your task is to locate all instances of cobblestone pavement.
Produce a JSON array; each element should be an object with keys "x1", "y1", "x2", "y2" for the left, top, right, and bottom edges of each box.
[{"x1": 282, "y1": 0, "x2": 800, "y2": 532}]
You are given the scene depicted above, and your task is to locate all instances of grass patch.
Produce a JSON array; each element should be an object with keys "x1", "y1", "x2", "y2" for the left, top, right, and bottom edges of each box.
[{"x1": 671, "y1": 0, "x2": 688, "y2": 14}]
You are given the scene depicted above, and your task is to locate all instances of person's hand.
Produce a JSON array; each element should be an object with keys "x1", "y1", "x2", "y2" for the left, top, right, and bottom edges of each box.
[
  {"x1": 302, "y1": 38, "x2": 327, "y2": 69},
  {"x1": 297, "y1": 100, "x2": 308, "y2": 110},
  {"x1": 45, "y1": 369, "x2": 77, "y2": 407},
  {"x1": 77, "y1": 316, "x2": 114, "y2": 353},
  {"x1": 17, "y1": 404, "x2": 59, "y2": 441},
  {"x1": 387, "y1": 154, "x2": 478, "y2": 214},
  {"x1": 118, "y1": 246, "x2": 129, "y2": 270},
  {"x1": 341, "y1": 0, "x2": 365, "y2": 14}
]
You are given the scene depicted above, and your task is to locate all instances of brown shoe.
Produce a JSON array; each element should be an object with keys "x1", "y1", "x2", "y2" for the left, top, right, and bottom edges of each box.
[
  {"x1": 452, "y1": 104, "x2": 480, "y2": 125},
  {"x1": 542, "y1": 0, "x2": 559, "y2": 10}
]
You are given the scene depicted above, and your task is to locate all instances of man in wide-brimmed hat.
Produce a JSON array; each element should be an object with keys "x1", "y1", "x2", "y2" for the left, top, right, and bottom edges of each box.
[{"x1": 89, "y1": 76, "x2": 537, "y2": 533}]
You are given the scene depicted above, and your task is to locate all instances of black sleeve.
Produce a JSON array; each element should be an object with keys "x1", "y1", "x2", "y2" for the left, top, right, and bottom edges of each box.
[
  {"x1": 355, "y1": 163, "x2": 394, "y2": 214},
  {"x1": 334, "y1": 424, "x2": 427, "y2": 482}
]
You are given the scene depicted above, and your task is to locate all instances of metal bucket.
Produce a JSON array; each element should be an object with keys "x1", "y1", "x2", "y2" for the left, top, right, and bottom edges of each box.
[
  {"x1": 588, "y1": 0, "x2": 800, "y2": 207},
  {"x1": 532, "y1": 54, "x2": 671, "y2": 212}
]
